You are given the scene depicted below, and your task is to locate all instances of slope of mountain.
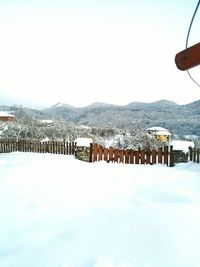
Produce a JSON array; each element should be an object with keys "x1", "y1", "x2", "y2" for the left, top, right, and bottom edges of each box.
[
  {"x1": 182, "y1": 99, "x2": 200, "y2": 115},
  {"x1": 147, "y1": 100, "x2": 178, "y2": 110}
]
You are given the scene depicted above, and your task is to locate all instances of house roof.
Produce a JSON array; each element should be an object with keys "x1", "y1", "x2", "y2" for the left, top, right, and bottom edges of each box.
[
  {"x1": 146, "y1": 126, "x2": 171, "y2": 136},
  {"x1": 0, "y1": 111, "x2": 15, "y2": 118},
  {"x1": 40, "y1": 119, "x2": 53, "y2": 124},
  {"x1": 146, "y1": 126, "x2": 168, "y2": 132}
]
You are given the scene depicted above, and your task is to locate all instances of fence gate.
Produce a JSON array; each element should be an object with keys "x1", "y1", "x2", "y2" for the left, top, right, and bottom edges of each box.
[{"x1": 89, "y1": 143, "x2": 173, "y2": 166}]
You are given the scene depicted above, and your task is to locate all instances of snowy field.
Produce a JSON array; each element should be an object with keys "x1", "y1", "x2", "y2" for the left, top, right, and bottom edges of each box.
[{"x1": 0, "y1": 152, "x2": 200, "y2": 267}]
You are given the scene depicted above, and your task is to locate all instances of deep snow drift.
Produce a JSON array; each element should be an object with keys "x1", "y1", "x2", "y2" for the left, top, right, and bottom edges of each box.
[{"x1": 0, "y1": 152, "x2": 200, "y2": 267}]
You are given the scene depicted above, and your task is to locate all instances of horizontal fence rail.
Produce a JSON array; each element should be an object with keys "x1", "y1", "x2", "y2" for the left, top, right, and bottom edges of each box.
[
  {"x1": 0, "y1": 139, "x2": 76, "y2": 155},
  {"x1": 189, "y1": 147, "x2": 200, "y2": 163},
  {"x1": 89, "y1": 143, "x2": 173, "y2": 166}
]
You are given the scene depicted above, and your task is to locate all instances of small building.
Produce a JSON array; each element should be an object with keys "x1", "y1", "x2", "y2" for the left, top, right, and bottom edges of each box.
[
  {"x1": 146, "y1": 126, "x2": 171, "y2": 143},
  {"x1": 40, "y1": 137, "x2": 50, "y2": 143},
  {"x1": 0, "y1": 111, "x2": 15, "y2": 122},
  {"x1": 39, "y1": 119, "x2": 54, "y2": 126}
]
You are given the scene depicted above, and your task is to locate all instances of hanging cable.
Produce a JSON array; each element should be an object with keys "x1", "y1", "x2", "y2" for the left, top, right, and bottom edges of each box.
[
  {"x1": 187, "y1": 68, "x2": 200, "y2": 87},
  {"x1": 185, "y1": 0, "x2": 200, "y2": 87}
]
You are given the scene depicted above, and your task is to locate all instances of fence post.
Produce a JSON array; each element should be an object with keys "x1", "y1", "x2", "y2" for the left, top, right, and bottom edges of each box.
[
  {"x1": 145, "y1": 148, "x2": 150, "y2": 164},
  {"x1": 72, "y1": 142, "x2": 75, "y2": 155},
  {"x1": 99, "y1": 145, "x2": 103, "y2": 161},
  {"x1": 114, "y1": 149, "x2": 119, "y2": 162},
  {"x1": 152, "y1": 149, "x2": 157, "y2": 164},
  {"x1": 129, "y1": 149, "x2": 134, "y2": 164},
  {"x1": 89, "y1": 143, "x2": 93, "y2": 162},
  {"x1": 119, "y1": 150, "x2": 124, "y2": 163},
  {"x1": 189, "y1": 146, "x2": 193, "y2": 161},
  {"x1": 194, "y1": 147, "x2": 197, "y2": 162},
  {"x1": 109, "y1": 147, "x2": 114, "y2": 162},
  {"x1": 158, "y1": 147, "x2": 162, "y2": 164},
  {"x1": 140, "y1": 150, "x2": 145, "y2": 164},
  {"x1": 164, "y1": 146, "x2": 168, "y2": 166},
  {"x1": 104, "y1": 148, "x2": 108, "y2": 162},
  {"x1": 169, "y1": 145, "x2": 174, "y2": 167},
  {"x1": 93, "y1": 143, "x2": 98, "y2": 162},
  {"x1": 197, "y1": 148, "x2": 200, "y2": 163},
  {"x1": 17, "y1": 140, "x2": 21, "y2": 152},
  {"x1": 135, "y1": 150, "x2": 139, "y2": 164},
  {"x1": 125, "y1": 149, "x2": 129, "y2": 164}
]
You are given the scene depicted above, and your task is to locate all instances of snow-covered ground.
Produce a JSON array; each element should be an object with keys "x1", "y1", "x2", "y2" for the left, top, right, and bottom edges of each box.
[{"x1": 0, "y1": 152, "x2": 200, "y2": 267}]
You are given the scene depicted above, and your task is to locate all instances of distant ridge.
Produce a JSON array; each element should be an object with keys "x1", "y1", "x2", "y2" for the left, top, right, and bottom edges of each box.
[
  {"x1": 85, "y1": 102, "x2": 122, "y2": 108},
  {"x1": 148, "y1": 99, "x2": 178, "y2": 106},
  {"x1": 50, "y1": 102, "x2": 76, "y2": 109},
  {"x1": 49, "y1": 99, "x2": 179, "y2": 110}
]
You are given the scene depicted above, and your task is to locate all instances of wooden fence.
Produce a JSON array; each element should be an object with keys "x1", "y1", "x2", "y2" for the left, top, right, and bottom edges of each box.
[
  {"x1": 0, "y1": 139, "x2": 76, "y2": 155},
  {"x1": 189, "y1": 147, "x2": 200, "y2": 163},
  {"x1": 89, "y1": 143, "x2": 173, "y2": 166},
  {"x1": 2, "y1": 139, "x2": 199, "y2": 167}
]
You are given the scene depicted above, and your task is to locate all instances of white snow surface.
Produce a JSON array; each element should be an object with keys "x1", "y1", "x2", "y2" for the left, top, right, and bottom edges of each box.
[
  {"x1": 75, "y1": 137, "x2": 93, "y2": 147},
  {"x1": 0, "y1": 152, "x2": 200, "y2": 267}
]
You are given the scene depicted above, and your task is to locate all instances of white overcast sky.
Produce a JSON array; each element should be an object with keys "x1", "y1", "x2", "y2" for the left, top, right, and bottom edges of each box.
[{"x1": 0, "y1": 0, "x2": 200, "y2": 108}]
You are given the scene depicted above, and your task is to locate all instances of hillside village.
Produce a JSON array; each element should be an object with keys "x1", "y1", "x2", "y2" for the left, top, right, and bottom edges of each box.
[{"x1": 0, "y1": 101, "x2": 199, "y2": 151}]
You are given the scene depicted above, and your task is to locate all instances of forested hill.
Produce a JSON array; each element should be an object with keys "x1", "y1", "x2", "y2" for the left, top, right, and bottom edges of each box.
[
  {"x1": 41, "y1": 99, "x2": 200, "y2": 136},
  {"x1": 1, "y1": 99, "x2": 200, "y2": 136}
]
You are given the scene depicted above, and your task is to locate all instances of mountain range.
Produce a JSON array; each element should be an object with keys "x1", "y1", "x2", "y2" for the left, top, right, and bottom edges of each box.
[{"x1": 1, "y1": 99, "x2": 200, "y2": 137}]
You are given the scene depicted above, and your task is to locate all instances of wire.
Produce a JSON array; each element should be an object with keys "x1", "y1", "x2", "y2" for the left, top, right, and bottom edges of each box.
[
  {"x1": 186, "y1": 0, "x2": 200, "y2": 50},
  {"x1": 185, "y1": 0, "x2": 200, "y2": 87},
  {"x1": 187, "y1": 69, "x2": 200, "y2": 87}
]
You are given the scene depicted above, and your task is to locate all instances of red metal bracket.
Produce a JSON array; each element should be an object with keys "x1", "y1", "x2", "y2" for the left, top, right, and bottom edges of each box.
[{"x1": 175, "y1": 42, "x2": 200, "y2": 71}]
